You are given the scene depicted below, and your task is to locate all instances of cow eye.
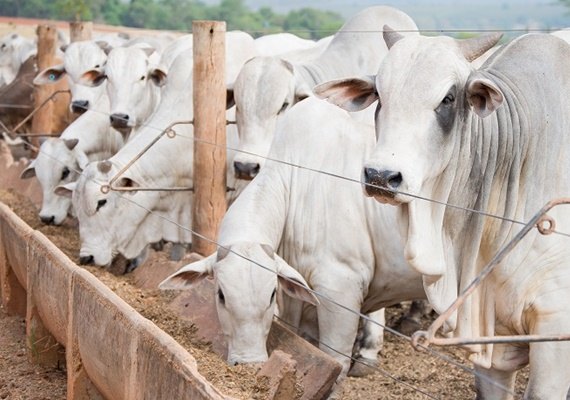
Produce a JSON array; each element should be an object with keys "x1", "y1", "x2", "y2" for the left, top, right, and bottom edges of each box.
[
  {"x1": 270, "y1": 288, "x2": 276, "y2": 304},
  {"x1": 218, "y1": 288, "x2": 225, "y2": 305},
  {"x1": 140, "y1": 75, "x2": 145, "y2": 81},
  {"x1": 96, "y1": 199, "x2": 107, "y2": 211},
  {"x1": 278, "y1": 102, "x2": 289, "y2": 114},
  {"x1": 61, "y1": 166, "x2": 70, "y2": 180},
  {"x1": 94, "y1": 64, "x2": 100, "y2": 68},
  {"x1": 441, "y1": 93, "x2": 455, "y2": 106}
]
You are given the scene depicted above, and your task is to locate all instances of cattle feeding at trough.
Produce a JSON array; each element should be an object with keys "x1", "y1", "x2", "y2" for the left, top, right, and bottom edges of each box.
[
  {"x1": 61, "y1": 31, "x2": 256, "y2": 268},
  {"x1": 160, "y1": 97, "x2": 426, "y2": 386},
  {"x1": 316, "y1": 28, "x2": 570, "y2": 399}
]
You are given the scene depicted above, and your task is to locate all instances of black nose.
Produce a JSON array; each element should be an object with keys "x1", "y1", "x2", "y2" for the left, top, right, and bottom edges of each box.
[
  {"x1": 110, "y1": 113, "x2": 129, "y2": 128},
  {"x1": 234, "y1": 161, "x2": 260, "y2": 181},
  {"x1": 79, "y1": 255, "x2": 94, "y2": 265},
  {"x1": 40, "y1": 215, "x2": 55, "y2": 225},
  {"x1": 363, "y1": 168, "x2": 402, "y2": 197},
  {"x1": 71, "y1": 100, "x2": 89, "y2": 114}
]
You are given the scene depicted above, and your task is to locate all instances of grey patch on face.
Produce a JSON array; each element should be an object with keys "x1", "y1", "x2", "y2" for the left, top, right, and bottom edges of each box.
[{"x1": 435, "y1": 85, "x2": 458, "y2": 134}]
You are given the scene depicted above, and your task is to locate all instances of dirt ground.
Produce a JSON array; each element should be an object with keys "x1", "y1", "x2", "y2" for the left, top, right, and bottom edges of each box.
[
  {"x1": 0, "y1": 188, "x2": 533, "y2": 399},
  {"x1": 0, "y1": 303, "x2": 66, "y2": 400}
]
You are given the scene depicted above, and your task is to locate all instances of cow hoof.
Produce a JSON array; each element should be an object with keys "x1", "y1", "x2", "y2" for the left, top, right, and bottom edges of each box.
[
  {"x1": 348, "y1": 357, "x2": 378, "y2": 377},
  {"x1": 394, "y1": 316, "x2": 422, "y2": 336},
  {"x1": 150, "y1": 240, "x2": 166, "y2": 251},
  {"x1": 170, "y1": 243, "x2": 187, "y2": 261}
]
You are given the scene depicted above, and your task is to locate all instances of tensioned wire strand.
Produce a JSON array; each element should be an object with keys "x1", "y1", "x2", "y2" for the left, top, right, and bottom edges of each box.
[{"x1": 14, "y1": 129, "x2": 518, "y2": 398}]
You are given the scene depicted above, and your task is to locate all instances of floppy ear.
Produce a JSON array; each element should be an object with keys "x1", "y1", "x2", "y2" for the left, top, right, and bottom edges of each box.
[
  {"x1": 33, "y1": 64, "x2": 66, "y2": 85},
  {"x1": 275, "y1": 254, "x2": 319, "y2": 306},
  {"x1": 466, "y1": 74, "x2": 504, "y2": 118},
  {"x1": 159, "y1": 253, "x2": 216, "y2": 290},
  {"x1": 314, "y1": 76, "x2": 378, "y2": 112},
  {"x1": 20, "y1": 160, "x2": 36, "y2": 179},
  {"x1": 80, "y1": 69, "x2": 107, "y2": 87},
  {"x1": 54, "y1": 181, "x2": 77, "y2": 198},
  {"x1": 148, "y1": 66, "x2": 167, "y2": 87}
]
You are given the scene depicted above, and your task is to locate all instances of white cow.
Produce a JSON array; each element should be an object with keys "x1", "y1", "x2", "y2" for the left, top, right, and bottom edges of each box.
[
  {"x1": 62, "y1": 32, "x2": 256, "y2": 266},
  {"x1": 316, "y1": 29, "x2": 570, "y2": 399},
  {"x1": 227, "y1": 6, "x2": 418, "y2": 181},
  {"x1": 34, "y1": 40, "x2": 110, "y2": 114},
  {"x1": 160, "y1": 97, "x2": 425, "y2": 380},
  {"x1": 0, "y1": 33, "x2": 36, "y2": 87},
  {"x1": 79, "y1": 45, "x2": 166, "y2": 138},
  {"x1": 20, "y1": 93, "x2": 124, "y2": 225},
  {"x1": 254, "y1": 32, "x2": 318, "y2": 57}
]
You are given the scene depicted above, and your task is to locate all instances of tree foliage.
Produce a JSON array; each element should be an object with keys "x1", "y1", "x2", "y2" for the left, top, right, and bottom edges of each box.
[{"x1": 0, "y1": 0, "x2": 344, "y2": 39}]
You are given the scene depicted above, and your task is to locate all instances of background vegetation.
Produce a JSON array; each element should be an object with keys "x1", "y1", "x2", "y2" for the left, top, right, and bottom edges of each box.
[{"x1": 0, "y1": 0, "x2": 344, "y2": 39}]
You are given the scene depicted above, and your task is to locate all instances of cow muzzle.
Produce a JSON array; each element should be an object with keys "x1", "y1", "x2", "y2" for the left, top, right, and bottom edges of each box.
[
  {"x1": 79, "y1": 255, "x2": 95, "y2": 265},
  {"x1": 362, "y1": 167, "x2": 403, "y2": 204},
  {"x1": 71, "y1": 100, "x2": 89, "y2": 114},
  {"x1": 110, "y1": 113, "x2": 130, "y2": 129},
  {"x1": 234, "y1": 161, "x2": 260, "y2": 181}
]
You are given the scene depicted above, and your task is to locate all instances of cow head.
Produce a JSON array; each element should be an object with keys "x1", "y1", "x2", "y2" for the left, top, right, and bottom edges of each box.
[
  {"x1": 34, "y1": 41, "x2": 109, "y2": 114},
  {"x1": 80, "y1": 46, "x2": 166, "y2": 136},
  {"x1": 67, "y1": 160, "x2": 152, "y2": 266},
  {"x1": 315, "y1": 28, "x2": 502, "y2": 279},
  {"x1": 316, "y1": 27, "x2": 503, "y2": 205},
  {"x1": 228, "y1": 57, "x2": 311, "y2": 181},
  {"x1": 159, "y1": 242, "x2": 318, "y2": 365},
  {"x1": 21, "y1": 138, "x2": 88, "y2": 225},
  {"x1": 0, "y1": 33, "x2": 36, "y2": 86}
]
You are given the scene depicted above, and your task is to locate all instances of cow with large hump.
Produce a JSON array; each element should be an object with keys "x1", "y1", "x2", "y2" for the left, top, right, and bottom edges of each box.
[
  {"x1": 316, "y1": 28, "x2": 570, "y2": 399},
  {"x1": 160, "y1": 96, "x2": 425, "y2": 384},
  {"x1": 227, "y1": 5, "x2": 418, "y2": 181},
  {"x1": 60, "y1": 32, "x2": 256, "y2": 267}
]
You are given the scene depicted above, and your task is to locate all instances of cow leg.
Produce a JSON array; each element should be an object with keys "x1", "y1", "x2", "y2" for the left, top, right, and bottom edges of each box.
[
  {"x1": 348, "y1": 309, "x2": 384, "y2": 377},
  {"x1": 525, "y1": 340, "x2": 570, "y2": 399},
  {"x1": 169, "y1": 242, "x2": 188, "y2": 261},
  {"x1": 394, "y1": 300, "x2": 431, "y2": 336},
  {"x1": 474, "y1": 364, "x2": 516, "y2": 400},
  {"x1": 312, "y1": 278, "x2": 362, "y2": 378}
]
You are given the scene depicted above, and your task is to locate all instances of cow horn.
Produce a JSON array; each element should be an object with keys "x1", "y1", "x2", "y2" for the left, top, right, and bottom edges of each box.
[
  {"x1": 383, "y1": 25, "x2": 405, "y2": 50},
  {"x1": 217, "y1": 246, "x2": 230, "y2": 261},
  {"x1": 63, "y1": 138, "x2": 79, "y2": 150},
  {"x1": 97, "y1": 160, "x2": 112, "y2": 174},
  {"x1": 457, "y1": 32, "x2": 503, "y2": 62}
]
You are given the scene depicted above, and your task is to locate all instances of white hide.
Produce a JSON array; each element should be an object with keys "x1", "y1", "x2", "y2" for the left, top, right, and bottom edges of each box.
[
  {"x1": 21, "y1": 93, "x2": 124, "y2": 225},
  {"x1": 161, "y1": 97, "x2": 424, "y2": 375},
  {"x1": 254, "y1": 33, "x2": 318, "y2": 57},
  {"x1": 71, "y1": 32, "x2": 256, "y2": 266},
  {"x1": 229, "y1": 5, "x2": 418, "y2": 180},
  {"x1": 317, "y1": 31, "x2": 570, "y2": 399},
  {"x1": 0, "y1": 33, "x2": 36, "y2": 87},
  {"x1": 33, "y1": 40, "x2": 109, "y2": 113}
]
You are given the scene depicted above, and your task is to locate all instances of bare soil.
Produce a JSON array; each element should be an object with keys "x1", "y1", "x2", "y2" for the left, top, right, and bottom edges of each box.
[
  {"x1": 0, "y1": 189, "x2": 531, "y2": 399},
  {"x1": 0, "y1": 303, "x2": 66, "y2": 400}
]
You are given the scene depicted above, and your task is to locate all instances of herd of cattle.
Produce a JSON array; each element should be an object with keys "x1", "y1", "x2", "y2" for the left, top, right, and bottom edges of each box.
[{"x1": 3, "y1": 4, "x2": 570, "y2": 398}]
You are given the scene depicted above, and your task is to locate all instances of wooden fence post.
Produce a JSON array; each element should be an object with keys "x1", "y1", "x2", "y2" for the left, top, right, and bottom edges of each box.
[
  {"x1": 31, "y1": 24, "x2": 70, "y2": 155},
  {"x1": 70, "y1": 21, "x2": 93, "y2": 42},
  {"x1": 192, "y1": 21, "x2": 227, "y2": 256}
]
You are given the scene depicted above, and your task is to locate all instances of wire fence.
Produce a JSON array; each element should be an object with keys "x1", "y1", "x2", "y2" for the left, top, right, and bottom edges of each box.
[
  {"x1": 7, "y1": 99, "x2": 552, "y2": 398},
  {"x1": 3, "y1": 24, "x2": 570, "y2": 397}
]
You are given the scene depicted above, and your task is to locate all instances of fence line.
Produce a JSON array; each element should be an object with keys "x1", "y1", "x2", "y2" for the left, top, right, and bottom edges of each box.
[{"x1": 8, "y1": 132, "x2": 519, "y2": 397}]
